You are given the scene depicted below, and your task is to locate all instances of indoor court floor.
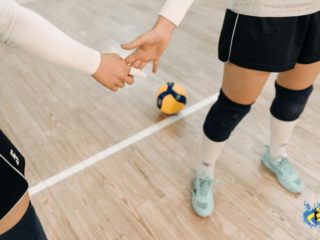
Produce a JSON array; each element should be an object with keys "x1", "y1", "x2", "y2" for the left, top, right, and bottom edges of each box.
[{"x1": 1, "y1": 0, "x2": 320, "y2": 239}]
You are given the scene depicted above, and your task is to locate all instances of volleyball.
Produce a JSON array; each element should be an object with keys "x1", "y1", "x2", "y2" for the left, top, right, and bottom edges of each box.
[{"x1": 156, "y1": 82, "x2": 187, "y2": 115}]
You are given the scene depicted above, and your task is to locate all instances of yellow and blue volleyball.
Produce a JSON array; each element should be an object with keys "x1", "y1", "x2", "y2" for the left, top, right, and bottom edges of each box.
[{"x1": 156, "y1": 82, "x2": 187, "y2": 115}]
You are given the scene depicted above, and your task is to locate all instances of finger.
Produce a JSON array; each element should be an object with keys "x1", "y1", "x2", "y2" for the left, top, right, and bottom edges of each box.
[
  {"x1": 139, "y1": 61, "x2": 148, "y2": 69},
  {"x1": 124, "y1": 53, "x2": 136, "y2": 65},
  {"x1": 121, "y1": 36, "x2": 145, "y2": 50},
  {"x1": 117, "y1": 81, "x2": 125, "y2": 88},
  {"x1": 131, "y1": 60, "x2": 142, "y2": 68},
  {"x1": 153, "y1": 60, "x2": 159, "y2": 73},
  {"x1": 122, "y1": 75, "x2": 134, "y2": 85},
  {"x1": 129, "y1": 67, "x2": 147, "y2": 79},
  {"x1": 110, "y1": 86, "x2": 118, "y2": 92}
]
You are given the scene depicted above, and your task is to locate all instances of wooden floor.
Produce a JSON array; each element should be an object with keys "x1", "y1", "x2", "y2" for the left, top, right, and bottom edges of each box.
[{"x1": 1, "y1": 0, "x2": 320, "y2": 239}]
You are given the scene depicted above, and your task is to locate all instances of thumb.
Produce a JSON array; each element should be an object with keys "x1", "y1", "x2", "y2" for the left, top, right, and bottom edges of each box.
[{"x1": 121, "y1": 36, "x2": 145, "y2": 50}]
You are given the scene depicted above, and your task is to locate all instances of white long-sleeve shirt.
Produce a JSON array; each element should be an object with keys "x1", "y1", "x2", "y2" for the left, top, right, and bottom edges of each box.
[
  {"x1": 160, "y1": 0, "x2": 320, "y2": 26},
  {"x1": 0, "y1": 0, "x2": 101, "y2": 75}
]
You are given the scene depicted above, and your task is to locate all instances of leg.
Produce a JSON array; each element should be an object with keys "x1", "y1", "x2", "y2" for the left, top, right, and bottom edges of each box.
[
  {"x1": 262, "y1": 62, "x2": 320, "y2": 193},
  {"x1": 192, "y1": 62, "x2": 270, "y2": 217},
  {"x1": 222, "y1": 62, "x2": 272, "y2": 105},
  {"x1": 0, "y1": 194, "x2": 30, "y2": 235},
  {"x1": 269, "y1": 62, "x2": 319, "y2": 159},
  {"x1": 202, "y1": 62, "x2": 271, "y2": 174},
  {"x1": 277, "y1": 62, "x2": 320, "y2": 90},
  {"x1": 0, "y1": 194, "x2": 48, "y2": 240}
]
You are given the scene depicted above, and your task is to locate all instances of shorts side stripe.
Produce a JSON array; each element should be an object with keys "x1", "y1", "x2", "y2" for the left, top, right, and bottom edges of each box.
[{"x1": 227, "y1": 13, "x2": 239, "y2": 62}]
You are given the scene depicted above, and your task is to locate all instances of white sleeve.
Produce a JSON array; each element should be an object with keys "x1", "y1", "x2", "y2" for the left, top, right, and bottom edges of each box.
[
  {"x1": 0, "y1": 0, "x2": 101, "y2": 75},
  {"x1": 159, "y1": 0, "x2": 194, "y2": 26}
]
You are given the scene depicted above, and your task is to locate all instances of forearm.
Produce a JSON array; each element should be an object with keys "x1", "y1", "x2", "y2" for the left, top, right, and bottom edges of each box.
[
  {"x1": 153, "y1": 16, "x2": 176, "y2": 34},
  {"x1": 0, "y1": 0, "x2": 100, "y2": 75},
  {"x1": 159, "y1": 0, "x2": 194, "y2": 26}
]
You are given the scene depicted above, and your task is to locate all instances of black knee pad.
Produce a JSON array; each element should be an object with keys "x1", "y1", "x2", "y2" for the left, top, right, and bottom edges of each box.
[
  {"x1": 203, "y1": 89, "x2": 253, "y2": 142},
  {"x1": 270, "y1": 81, "x2": 313, "y2": 121}
]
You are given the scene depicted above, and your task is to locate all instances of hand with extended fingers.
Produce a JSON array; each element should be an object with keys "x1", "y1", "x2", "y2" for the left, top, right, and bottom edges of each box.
[{"x1": 121, "y1": 16, "x2": 176, "y2": 73}]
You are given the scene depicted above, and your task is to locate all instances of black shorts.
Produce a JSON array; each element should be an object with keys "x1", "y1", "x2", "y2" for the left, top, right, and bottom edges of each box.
[
  {"x1": 218, "y1": 10, "x2": 320, "y2": 72},
  {"x1": 0, "y1": 130, "x2": 28, "y2": 221}
]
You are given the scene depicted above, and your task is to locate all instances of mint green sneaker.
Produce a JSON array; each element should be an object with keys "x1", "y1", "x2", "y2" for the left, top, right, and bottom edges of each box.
[
  {"x1": 191, "y1": 168, "x2": 221, "y2": 217},
  {"x1": 262, "y1": 145, "x2": 303, "y2": 193}
]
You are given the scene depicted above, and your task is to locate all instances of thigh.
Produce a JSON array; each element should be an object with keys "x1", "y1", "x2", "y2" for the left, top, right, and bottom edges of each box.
[
  {"x1": 277, "y1": 61, "x2": 320, "y2": 90},
  {"x1": 0, "y1": 194, "x2": 30, "y2": 235},
  {"x1": 222, "y1": 62, "x2": 271, "y2": 105},
  {"x1": 0, "y1": 199, "x2": 47, "y2": 240}
]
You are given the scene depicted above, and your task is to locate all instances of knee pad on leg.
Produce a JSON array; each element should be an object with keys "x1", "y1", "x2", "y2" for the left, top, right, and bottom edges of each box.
[
  {"x1": 203, "y1": 89, "x2": 252, "y2": 142},
  {"x1": 270, "y1": 81, "x2": 313, "y2": 121}
]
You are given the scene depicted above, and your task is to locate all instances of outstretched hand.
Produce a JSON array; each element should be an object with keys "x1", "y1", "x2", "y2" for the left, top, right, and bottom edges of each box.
[{"x1": 121, "y1": 16, "x2": 176, "y2": 73}]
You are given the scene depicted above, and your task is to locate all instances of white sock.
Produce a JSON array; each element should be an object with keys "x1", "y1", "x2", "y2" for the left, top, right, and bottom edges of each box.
[
  {"x1": 199, "y1": 134, "x2": 227, "y2": 175},
  {"x1": 269, "y1": 114, "x2": 298, "y2": 163}
]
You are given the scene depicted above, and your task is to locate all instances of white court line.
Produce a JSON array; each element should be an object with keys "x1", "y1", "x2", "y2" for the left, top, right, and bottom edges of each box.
[{"x1": 29, "y1": 93, "x2": 219, "y2": 196}]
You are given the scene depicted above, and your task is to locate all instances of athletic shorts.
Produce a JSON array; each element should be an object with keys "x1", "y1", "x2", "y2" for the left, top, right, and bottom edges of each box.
[
  {"x1": 218, "y1": 9, "x2": 320, "y2": 72},
  {"x1": 0, "y1": 130, "x2": 28, "y2": 221}
]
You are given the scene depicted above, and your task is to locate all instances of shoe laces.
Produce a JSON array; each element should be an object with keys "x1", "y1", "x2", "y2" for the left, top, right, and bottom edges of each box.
[
  {"x1": 199, "y1": 177, "x2": 221, "y2": 197},
  {"x1": 278, "y1": 154, "x2": 297, "y2": 176},
  {"x1": 264, "y1": 145, "x2": 297, "y2": 176}
]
